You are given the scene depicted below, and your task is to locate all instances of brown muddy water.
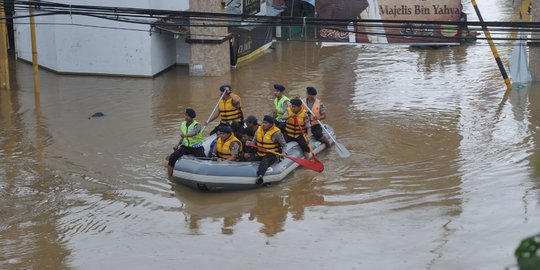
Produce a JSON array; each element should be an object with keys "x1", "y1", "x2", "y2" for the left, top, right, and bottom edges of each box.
[{"x1": 2, "y1": 1, "x2": 540, "y2": 269}]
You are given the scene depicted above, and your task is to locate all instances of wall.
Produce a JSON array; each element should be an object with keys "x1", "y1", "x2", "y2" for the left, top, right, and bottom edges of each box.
[
  {"x1": 189, "y1": 0, "x2": 230, "y2": 76},
  {"x1": 176, "y1": 36, "x2": 190, "y2": 65},
  {"x1": 14, "y1": 0, "x2": 189, "y2": 76}
]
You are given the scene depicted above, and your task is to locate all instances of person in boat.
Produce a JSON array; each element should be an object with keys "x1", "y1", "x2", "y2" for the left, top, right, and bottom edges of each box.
[
  {"x1": 272, "y1": 83, "x2": 290, "y2": 133},
  {"x1": 240, "y1": 127, "x2": 256, "y2": 161},
  {"x1": 212, "y1": 125, "x2": 243, "y2": 161},
  {"x1": 282, "y1": 98, "x2": 311, "y2": 160},
  {"x1": 303, "y1": 86, "x2": 331, "y2": 148},
  {"x1": 205, "y1": 85, "x2": 244, "y2": 136},
  {"x1": 250, "y1": 115, "x2": 287, "y2": 185},
  {"x1": 244, "y1": 115, "x2": 259, "y2": 134},
  {"x1": 167, "y1": 108, "x2": 206, "y2": 177}
]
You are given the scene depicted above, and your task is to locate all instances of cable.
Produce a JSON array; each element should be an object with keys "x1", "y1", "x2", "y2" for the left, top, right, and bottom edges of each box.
[{"x1": 3, "y1": 0, "x2": 539, "y2": 46}]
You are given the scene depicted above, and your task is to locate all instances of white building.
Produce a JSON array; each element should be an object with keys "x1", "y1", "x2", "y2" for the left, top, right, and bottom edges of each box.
[
  {"x1": 14, "y1": 0, "x2": 190, "y2": 77},
  {"x1": 12, "y1": 0, "x2": 281, "y2": 77}
]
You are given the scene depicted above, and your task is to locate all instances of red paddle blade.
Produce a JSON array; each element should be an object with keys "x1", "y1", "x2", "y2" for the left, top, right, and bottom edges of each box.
[{"x1": 285, "y1": 155, "x2": 325, "y2": 173}]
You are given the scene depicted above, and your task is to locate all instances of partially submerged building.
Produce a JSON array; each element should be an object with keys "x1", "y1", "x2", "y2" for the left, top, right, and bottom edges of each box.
[{"x1": 12, "y1": 0, "x2": 283, "y2": 77}]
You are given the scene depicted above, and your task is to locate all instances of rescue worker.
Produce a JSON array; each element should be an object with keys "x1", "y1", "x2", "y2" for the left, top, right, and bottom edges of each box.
[
  {"x1": 244, "y1": 115, "x2": 260, "y2": 134},
  {"x1": 304, "y1": 86, "x2": 331, "y2": 148},
  {"x1": 240, "y1": 128, "x2": 256, "y2": 161},
  {"x1": 282, "y1": 98, "x2": 311, "y2": 160},
  {"x1": 167, "y1": 108, "x2": 205, "y2": 177},
  {"x1": 206, "y1": 84, "x2": 244, "y2": 135},
  {"x1": 232, "y1": 115, "x2": 259, "y2": 161},
  {"x1": 212, "y1": 125, "x2": 243, "y2": 161},
  {"x1": 272, "y1": 83, "x2": 290, "y2": 132},
  {"x1": 250, "y1": 115, "x2": 287, "y2": 185}
]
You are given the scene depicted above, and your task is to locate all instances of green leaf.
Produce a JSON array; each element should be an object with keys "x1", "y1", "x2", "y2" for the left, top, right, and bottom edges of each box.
[{"x1": 515, "y1": 233, "x2": 540, "y2": 270}]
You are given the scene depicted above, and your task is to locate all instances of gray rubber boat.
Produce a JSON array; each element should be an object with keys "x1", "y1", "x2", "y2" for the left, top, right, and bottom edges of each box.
[{"x1": 172, "y1": 125, "x2": 335, "y2": 191}]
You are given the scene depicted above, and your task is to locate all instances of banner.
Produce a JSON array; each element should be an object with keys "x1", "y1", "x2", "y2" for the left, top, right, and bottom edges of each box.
[
  {"x1": 229, "y1": 24, "x2": 273, "y2": 64},
  {"x1": 316, "y1": 0, "x2": 462, "y2": 44},
  {"x1": 243, "y1": 0, "x2": 261, "y2": 16}
]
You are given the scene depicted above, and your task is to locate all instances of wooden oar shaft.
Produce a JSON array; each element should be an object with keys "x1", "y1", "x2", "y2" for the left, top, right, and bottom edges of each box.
[
  {"x1": 201, "y1": 90, "x2": 226, "y2": 134},
  {"x1": 248, "y1": 142, "x2": 284, "y2": 156},
  {"x1": 300, "y1": 98, "x2": 338, "y2": 145},
  {"x1": 299, "y1": 98, "x2": 350, "y2": 157}
]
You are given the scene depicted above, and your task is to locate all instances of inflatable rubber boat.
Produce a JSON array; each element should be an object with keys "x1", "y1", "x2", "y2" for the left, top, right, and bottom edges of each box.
[{"x1": 171, "y1": 125, "x2": 335, "y2": 191}]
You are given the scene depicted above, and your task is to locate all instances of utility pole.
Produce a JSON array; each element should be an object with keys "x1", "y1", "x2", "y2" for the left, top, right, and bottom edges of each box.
[
  {"x1": 0, "y1": 3, "x2": 10, "y2": 90},
  {"x1": 471, "y1": 0, "x2": 513, "y2": 102},
  {"x1": 531, "y1": 0, "x2": 540, "y2": 81},
  {"x1": 29, "y1": 0, "x2": 39, "y2": 94}
]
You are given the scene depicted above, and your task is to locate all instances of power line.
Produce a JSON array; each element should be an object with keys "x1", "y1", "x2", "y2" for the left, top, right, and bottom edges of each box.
[{"x1": 3, "y1": 0, "x2": 539, "y2": 45}]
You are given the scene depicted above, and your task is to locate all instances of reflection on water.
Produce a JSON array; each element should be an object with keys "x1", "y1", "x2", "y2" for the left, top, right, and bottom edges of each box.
[
  {"x1": 1, "y1": 1, "x2": 540, "y2": 268},
  {"x1": 174, "y1": 174, "x2": 324, "y2": 237},
  {"x1": 0, "y1": 63, "x2": 70, "y2": 269}
]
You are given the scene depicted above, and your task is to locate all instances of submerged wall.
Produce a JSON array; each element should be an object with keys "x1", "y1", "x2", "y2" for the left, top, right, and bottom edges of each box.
[{"x1": 14, "y1": 0, "x2": 189, "y2": 76}]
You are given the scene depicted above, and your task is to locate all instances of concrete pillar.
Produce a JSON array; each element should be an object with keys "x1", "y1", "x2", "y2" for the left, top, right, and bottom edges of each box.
[
  {"x1": 189, "y1": 0, "x2": 231, "y2": 76},
  {"x1": 530, "y1": 0, "x2": 540, "y2": 81}
]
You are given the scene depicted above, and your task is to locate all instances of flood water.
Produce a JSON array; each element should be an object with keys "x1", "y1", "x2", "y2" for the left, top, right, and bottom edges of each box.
[{"x1": 2, "y1": 1, "x2": 540, "y2": 269}]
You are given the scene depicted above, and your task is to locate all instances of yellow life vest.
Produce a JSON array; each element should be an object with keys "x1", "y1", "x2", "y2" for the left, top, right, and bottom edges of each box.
[
  {"x1": 216, "y1": 134, "x2": 242, "y2": 160},
  {"x1": 305, "y1": 98, "x2": 321, "y2": 126},
  {"x1": 219, "y1": 94, "x2": 243, "y2": 124},
  {"x1": 285, "y1": 107, "x2": 307, "y2": 138},
  {"x1": 256, "y1": 125, "x2": 280, "y2": 156}
]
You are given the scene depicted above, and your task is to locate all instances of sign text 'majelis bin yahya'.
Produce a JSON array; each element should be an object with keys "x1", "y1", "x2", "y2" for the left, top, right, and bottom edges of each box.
[{"x1": 316, "y1": 0, "x2": 462, "y2": 44}]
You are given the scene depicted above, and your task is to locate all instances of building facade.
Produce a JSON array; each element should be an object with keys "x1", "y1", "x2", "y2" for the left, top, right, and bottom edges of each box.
[
  {"x1": 12, "y1": 0, "x2": 281, "y2": 77},
  {"x1": 14, "y1": 0, "x2": 190, "y2": 77}
]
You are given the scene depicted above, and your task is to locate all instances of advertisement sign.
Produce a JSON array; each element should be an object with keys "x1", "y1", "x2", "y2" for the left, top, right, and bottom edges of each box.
[
  {"x1": 316, "y1": 0, "x2": 462, "y2": 44},
  {"x1": 229, "y1": 25, "x2": 273, "y2": 65}
]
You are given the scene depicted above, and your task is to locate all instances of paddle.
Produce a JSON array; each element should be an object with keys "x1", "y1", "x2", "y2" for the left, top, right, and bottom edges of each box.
[
  {"x1": 201, "y1": 90, "x2": 227, "y2": 134},
  {"x1": 300, "y1": 98, "x2": 351, "y2": 158},
  {"x1": 246, "y1": 141, "x2": 324, "y2": 173}
]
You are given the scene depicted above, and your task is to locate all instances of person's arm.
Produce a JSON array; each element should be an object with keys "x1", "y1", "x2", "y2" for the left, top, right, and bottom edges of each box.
[
  {"x1": 273, "y1": 132, "x2": 288, "y2": 153},
  {"x1": 281, "y1": 109, "x2": 294, "y2": 120},
  {"x1": 251, "y1": 136, "x2": 257, "y2": 146},
  {"x1": 304, "y1": 114, "x2": 311, "y2": 128},
  {"x1": 176, "y1": 122, "x2": 187, "y2": 149},
  {"x1": 276, "y1": 99, "x2": 290, "y2": 115},
  {"x1": 179, "y1": 122, "x2": 187, "y2": 139},
  {"x1": 304, "y1": 115, "x2": 312, "y2": 138},
  {"x1": 206, "y1": 110, "x2": 220, "y2": 125},
  {"x1": 231, "y1": 94, "x2": 241, "y2": 108},
  {"x1": 185, "y1": 123, "x2": 201, "y2": 137},
  {"x1": 211, "y1": 140, "x2": 218, "y2": 158},
  {"x1": 227, "y1": 141, "x2": 241, "y2": 161},
  {"x1": 317, "y1": 102, "x2": 327, "y2": 121}
]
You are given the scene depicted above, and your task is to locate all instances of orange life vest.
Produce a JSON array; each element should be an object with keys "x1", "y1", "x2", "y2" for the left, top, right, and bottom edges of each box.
[{"x1": 304, "y1": 98, "x2": 321, "y2": 125}]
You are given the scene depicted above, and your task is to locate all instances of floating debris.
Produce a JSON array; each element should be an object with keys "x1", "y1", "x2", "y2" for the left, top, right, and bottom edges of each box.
[{"x1": 88, "y1": 112, "x2": 105, "y2": 119}]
